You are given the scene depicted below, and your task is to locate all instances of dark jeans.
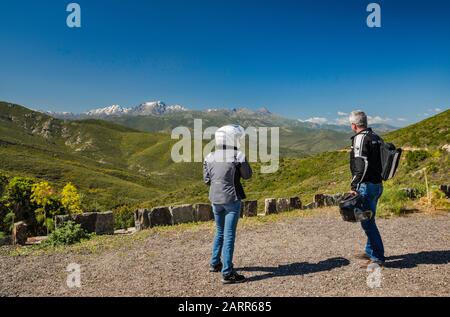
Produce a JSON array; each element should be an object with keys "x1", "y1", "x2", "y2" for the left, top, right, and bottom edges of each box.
[
  {"x1": 359, "y1": 182, "x2": 385, "y2": 263},
  {"x1": 210, "y1": 200, "x2": 241, "y2": 276}
]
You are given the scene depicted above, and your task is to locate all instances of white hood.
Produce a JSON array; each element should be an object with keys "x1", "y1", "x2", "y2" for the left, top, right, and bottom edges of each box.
[{"x1": 215, "y1": 125, "x2": 245, "y2": 149}]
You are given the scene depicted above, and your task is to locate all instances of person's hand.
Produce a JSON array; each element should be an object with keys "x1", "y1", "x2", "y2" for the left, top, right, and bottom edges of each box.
[{"x1": 350, "y1": 190, "x2": 358, "y2": 196}]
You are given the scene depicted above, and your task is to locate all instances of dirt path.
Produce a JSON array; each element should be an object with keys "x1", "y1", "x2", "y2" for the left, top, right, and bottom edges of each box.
[{"x1": 1, "y1": 210, "x2": 449, "y2": 297}]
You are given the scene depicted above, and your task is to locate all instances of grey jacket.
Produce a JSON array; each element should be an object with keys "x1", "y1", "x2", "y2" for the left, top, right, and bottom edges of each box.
[{"x1": 203, "y1": 147, "x2": 253, "y2": 204}]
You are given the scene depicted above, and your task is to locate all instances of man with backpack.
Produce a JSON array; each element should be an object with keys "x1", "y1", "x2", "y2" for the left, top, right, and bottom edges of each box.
[{"x1": 349, "y1": 111, "x2": 386, "y2": 267}]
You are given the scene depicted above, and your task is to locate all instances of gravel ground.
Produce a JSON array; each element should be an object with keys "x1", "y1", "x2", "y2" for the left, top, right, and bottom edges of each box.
[{"x1": 1, "y1": 209, "x2": 449, "y2": 297}]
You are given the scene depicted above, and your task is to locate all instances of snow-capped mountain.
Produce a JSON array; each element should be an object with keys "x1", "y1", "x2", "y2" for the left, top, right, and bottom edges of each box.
[
  {"x1": 53, "y1": 101, "x2": 189, "y2": 118},
  {"x1": 131, "y1": 101, "x2": 187, "y2": 116},
  {"x1": 86, "y1": 105, "x2": 131, "y2": 116},
  {"x1": 45, "y1": 101, "x2": 188, "y2": 119}
]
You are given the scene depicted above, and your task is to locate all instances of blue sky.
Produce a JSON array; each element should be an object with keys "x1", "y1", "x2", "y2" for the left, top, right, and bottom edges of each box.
[{"x1": 0, "y1": 0, "x2": 449, "y2": 126}]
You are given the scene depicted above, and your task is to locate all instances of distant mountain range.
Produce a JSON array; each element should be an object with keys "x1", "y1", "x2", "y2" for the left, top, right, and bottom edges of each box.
[
  {"x1": 302, "y1": 122, "x2": 399, "y2": 133},
  {"x1": 47, "y1": 101, "x2": 188, "y2": 118},
  {"x1": 46, "y1": 101, "x2": 398, "y2": 134}
]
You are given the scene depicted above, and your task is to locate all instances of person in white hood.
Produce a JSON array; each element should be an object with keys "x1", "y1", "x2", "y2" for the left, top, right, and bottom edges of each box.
[{"x1": 203, "y1": 125, "x2": 253, "y2": 284}]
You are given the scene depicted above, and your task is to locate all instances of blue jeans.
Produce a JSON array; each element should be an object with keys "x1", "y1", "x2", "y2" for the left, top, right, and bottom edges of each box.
[
  {"x1": 358, "y1": 182, "x2": 385, "y2": 263},
  {"x1": 211, "y1": 200, "x2": 241, "y2": 276}
]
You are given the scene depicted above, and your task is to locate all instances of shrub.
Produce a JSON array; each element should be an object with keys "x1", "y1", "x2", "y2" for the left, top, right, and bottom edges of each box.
[
  {"x1": 3, "y1": 177, "x2": 37, "y2": 232},
  {"x1": 113, "y1": 205, "x2": 135, "y2": 230},
  {"x1": 61, "y1": 183, "x2": 83, "y2": 215},
  {"x1": 42, "y1": 221, "x2": 91, "y2": 247},
  {"x1": 0, "y1": 199, "x2": 10, "y2": 233},
  {"x1": 0, "y1": 173, "x2": 8, "y2": 197},
  {"x1": 31, "y1": 182, "x2": 63, "y2": 235},
  {"x1": 431, "y1": 189, "x2": 450, "y2": 210},
  {"x1": 418, "y1": 188, "x2": 450, "y2": 210},
  {"x1": 405, "y1": 150, "x2": 431, "y2": 170},
  {"x1": 378, "y1": 186, "x2": 409, "y2": 216}
]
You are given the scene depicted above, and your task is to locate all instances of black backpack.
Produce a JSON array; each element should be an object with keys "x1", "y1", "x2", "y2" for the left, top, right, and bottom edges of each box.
[{"x1": 379, "y1": 140, "x2": 402, "y2": 181}]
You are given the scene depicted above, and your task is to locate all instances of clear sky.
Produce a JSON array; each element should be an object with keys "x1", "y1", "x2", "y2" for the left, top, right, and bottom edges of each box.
[{"x1": 0, "y1": 0, "x2": 449, "y2": 126}]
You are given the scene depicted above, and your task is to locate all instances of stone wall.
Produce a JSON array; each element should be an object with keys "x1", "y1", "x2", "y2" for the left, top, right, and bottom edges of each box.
[
  {"x1": 440, "y1": 185, "x2": 450, "y2": 198},
  {"x1": 55, "y1": 211, "x2": 114, "y2": 235},
  {"x1": 401, "y1": 188, "x2": 420, "y2": 199},
  {"x1": 194, "y1": 204, "x2": 214, "y2": 222},
  {"x1": 131, "y1": 187, "x2": 448, "y2": 233},
  {"x1": 262, "y1": 197, "x2": 303, "y2": 215},
  {"x1": 134, "y1": 200, "x2": 259, "y2": 231},
  {"x1": 13, "y1": 221, "x2": 28, "y2": 245},
  {"x1": 241, "y1": 200, "x2": 258, "y2": 218},
  {"x1": 7, "y1": 191, "x2": 361, "y2": 244},
  {"x1": 10, "y1": 185, "x2": 444, "y2": 244}
]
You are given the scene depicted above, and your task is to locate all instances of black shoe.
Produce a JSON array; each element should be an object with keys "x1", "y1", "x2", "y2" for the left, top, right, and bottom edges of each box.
[
  {"x1": 221, "y1": 271, "x2": 246, "y2": 284},
  {"x1": 209, "y1": 262, "x2": 223, "y2": 273}
]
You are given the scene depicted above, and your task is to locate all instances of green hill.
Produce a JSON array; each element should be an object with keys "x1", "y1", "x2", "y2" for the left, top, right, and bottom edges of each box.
[
  {"x1": 385, "y1": 109, "x2": 450, "y2": 149},
  {"x1": 0, "y1": 102, "x2": 203, "y2": 209}
]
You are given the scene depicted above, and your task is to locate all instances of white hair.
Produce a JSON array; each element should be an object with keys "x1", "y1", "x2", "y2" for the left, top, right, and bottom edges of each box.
[{"x1": 349, "y1": 110, "x2": 368, "y2": 128}]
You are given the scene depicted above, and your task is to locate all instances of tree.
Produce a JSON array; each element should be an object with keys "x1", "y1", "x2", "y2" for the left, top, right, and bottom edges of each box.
[
  {"x1": 4, "y1": 177, "x2": 36, "y2": 222},
  {"x1": 61, "y1": 183, "x2": 83, "y2": 215},
  {"x1": 31, "y1": 182, "x2": 55, "y2": 235}
]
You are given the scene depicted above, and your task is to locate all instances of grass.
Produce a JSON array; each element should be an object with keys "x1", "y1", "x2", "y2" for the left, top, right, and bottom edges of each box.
[
  {"x1": 377, "y1": 185, "x2": 411, "y2": 217},
  {"x1": 385, "y1": 109, "x2": 450, "y2": 149}
]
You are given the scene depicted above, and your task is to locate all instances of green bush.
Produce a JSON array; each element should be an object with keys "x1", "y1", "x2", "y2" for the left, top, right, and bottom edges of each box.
[
  {"x1": 0, "y1": 173, "x2": 8, "y2": 197},
  {"x1": 113, "y1": 205, "x2": 135, "y2": 230},
  {"x1": 378, "y1": 186, "x2": 409, "y2": 216},
  {"x1": 2, "y1": 177, "x2": 38, "y2": 232},
  {"x1": 42, "y1": 221, "x2": 91, "y2": 247},
  {"x1": 405, "y1": 150, "x2": 431, "y2": 170},
  {"x1": 430, "y1": 188, "x2": 450, "y2": 210}
]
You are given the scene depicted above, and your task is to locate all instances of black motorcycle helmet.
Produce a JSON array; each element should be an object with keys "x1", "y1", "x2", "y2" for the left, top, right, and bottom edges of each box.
[{"x1": 339, "y1": 192, "x2": 372, "y2": 222}]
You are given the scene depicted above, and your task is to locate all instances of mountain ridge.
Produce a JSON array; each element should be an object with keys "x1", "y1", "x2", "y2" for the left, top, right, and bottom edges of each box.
[{"x1": 45, "y1": 100, "x2": 398, "y2": 133}]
